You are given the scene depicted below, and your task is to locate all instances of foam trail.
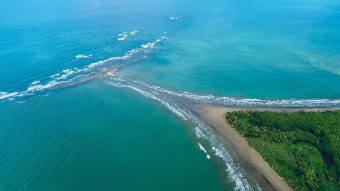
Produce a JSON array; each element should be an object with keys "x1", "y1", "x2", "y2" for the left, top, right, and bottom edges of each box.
[
  {"x1": 112, "y1": 81, "x2": 187, "y2": 120},
  {"x1": 117, "y1": 30, "x2": 138, "y2": 41},
  {"x1": 198, "y1": 143, "x2": 210, "y2": 159},
  {"x1": 75, "y1": 54, "x2": 92, "y2": 59},
  {"x1": 129, "y1": 80, "x2": 340, "y2": 108},
  {"x1": 105, "y1": 77, "x2": 340, "y2": 190},
  {"x1": 1, "y1": 32, "x2": 340, "y2": 190},
  {"x1": 2, "y1": 33, "x2": 340, "y2": 108},
  {"x1": 198, "y1": 143, "x2": 207, "y2": 153},
  {"x1": 0, "y1": 91, "x2": 21, "y2": 100},
  {"x1": 107, "y1": 78, "x2": 259, "y2": 191},
  {"x1": 0, "y1": 36, "x2": 166, "y2": 101}
]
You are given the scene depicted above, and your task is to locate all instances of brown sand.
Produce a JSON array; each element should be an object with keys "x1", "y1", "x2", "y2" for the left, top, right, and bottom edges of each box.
[
  {"x1": 100, "y1": 68, "x2": 117, "y2": 77},
  {"x1": 188, "y1": 104, "x2": 339, "y2": 191}
]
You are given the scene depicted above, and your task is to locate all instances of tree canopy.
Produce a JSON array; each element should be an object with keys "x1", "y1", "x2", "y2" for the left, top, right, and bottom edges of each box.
[{"x1": 226, "y1": 110, "x2": 340, "y2": 191}]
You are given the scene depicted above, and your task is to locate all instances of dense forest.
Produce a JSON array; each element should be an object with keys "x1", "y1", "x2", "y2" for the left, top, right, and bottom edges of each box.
[{"x1": 226, "y1": 110, "x2": 340, "y2": 191}]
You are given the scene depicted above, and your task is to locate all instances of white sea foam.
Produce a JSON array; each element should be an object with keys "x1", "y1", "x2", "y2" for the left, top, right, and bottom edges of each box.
[
  {"x1": 109, "y1": 81, "x2": 187, "y2": 120},
  {"x1": 104, "y1": 77, "x2": 340, "y2": 190},
  {"x1": 0, "y1": 91, "x2": 20, "y2": 100},
  {"x1": 0, "y1": 36, "x2": 166, "y2": 101},
  {"x1": 117, "y1": 36, "x2": 127, "y2": 41},
  {"x1": 199, "y1": 143, "x2": 211, "y2": 159},
  {"x1": 117, "y1": 32, "x2": 128, "y2": 41},
  {"x1": 31, "y1": 80, "x2": 40, "y2": 85},
  {"x1": 59, "y1": 69, "x2": 76, "y2": 80},
  {"x1": 0, "y1": 32, "x2": 337, "y2": 190},
  {"x1": 105, "y1": 77, "x2": 339, "y2": 190},
  {"x1": 1, "y1": 69, "x2": 262, "y2": 191},
  {"x1": 50, "y1": 73, "x2": 60, "y2": 79},
  {"x1": 106, "y1": 78, "x2": 257, "y2": 191},
  {"x1": 27, "y1": 80, "x2": 59, "y2": 92},
  {"x1": 75, "y1": 54, "x2": 92, "y2": 59},
  {"x1": 117, "y1": 30, "x2": 138, "y2": 41},
  {"x1": 190, "y1": 112, "x2": 254, "y2": 190},
  {"x1": 128, "y1": 80, "x2": 340, "y2": 108},
  {"x1": 130, "y1": 30, "x2": 138, "y2": 35},
  {"x1": 88, "y1": 37, "x2": 164, "y2": 69},
  {"x1": 169, "y1": 16, "x2": 179, "y2": 20},
  {"x1": 195, "y1": 127, "x2": 208, "y2": 139},
  {"x1": 212, "y1": 146, "x2": 252, "y2": 191},
  {"x1": 141, "y1": 42, "x2": 156, "y2": 49},
  {"x1": 198, "y1": 143, "x2": 207, "y2": 153}
]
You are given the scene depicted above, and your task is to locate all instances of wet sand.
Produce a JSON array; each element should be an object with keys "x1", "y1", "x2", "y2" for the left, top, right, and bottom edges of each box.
[{"x1": 188, "y1": 104, "x2": 340, "y2": 191}]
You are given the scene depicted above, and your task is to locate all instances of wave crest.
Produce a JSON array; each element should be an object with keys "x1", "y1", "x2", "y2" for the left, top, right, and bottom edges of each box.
[{"x1": 0, "y1": 36, "x2": 166, "y2": 101}]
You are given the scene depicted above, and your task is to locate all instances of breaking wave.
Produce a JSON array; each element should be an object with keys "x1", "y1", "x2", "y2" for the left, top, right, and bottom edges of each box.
[
  {"x1": 108, "y1": 79, "x2": 340, "y2": 108},
  {"x1": 1, "y1": 32, "x2": 340, "y2": 191},
  {"x1": 105, "y1": 77, "x2": 340, "y2": 190},
  {"x1": 107, "y1": 77, "x2": 259, "y2": 190},
  {"x1": 117, "y1": 30, "x2": 138, "y2": 41},
  {"x1": 0, "y1": 36, "x2": 166, "y2": 101},
  {"x1": 75, "y1": 54, "x2": 92, "y2": 59}
]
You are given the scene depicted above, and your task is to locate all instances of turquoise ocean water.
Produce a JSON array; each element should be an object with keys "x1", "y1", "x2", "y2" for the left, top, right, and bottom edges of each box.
[{"x1": 1, "y1": 0, "x2": 340, "y2": 190}]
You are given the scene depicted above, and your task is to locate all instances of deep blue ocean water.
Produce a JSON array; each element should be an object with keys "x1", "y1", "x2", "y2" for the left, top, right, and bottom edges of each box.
[{"x1": 1, "y1": 0, "x2": 340, "y2": 190}]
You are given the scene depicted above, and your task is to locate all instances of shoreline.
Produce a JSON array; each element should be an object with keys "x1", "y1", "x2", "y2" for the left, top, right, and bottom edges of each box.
[{"x1": 187, "y1": 104, "x2": 340, "y2": 191}]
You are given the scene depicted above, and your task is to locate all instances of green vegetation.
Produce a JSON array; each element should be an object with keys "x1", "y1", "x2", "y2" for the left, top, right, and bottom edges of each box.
[{"x1": 226, "y1": 110, "x2": 340, "y2": 191}]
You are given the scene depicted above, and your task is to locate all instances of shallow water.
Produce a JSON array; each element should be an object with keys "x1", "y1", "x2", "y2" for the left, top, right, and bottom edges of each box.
[{"x1": 0, "y1": 82, "x2": 231, "y2": 191}]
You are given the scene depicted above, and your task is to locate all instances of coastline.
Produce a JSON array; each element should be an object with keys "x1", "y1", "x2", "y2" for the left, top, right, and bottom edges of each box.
[{"x1": 188, "y1": 104, "x2": 340, "y2": 191}]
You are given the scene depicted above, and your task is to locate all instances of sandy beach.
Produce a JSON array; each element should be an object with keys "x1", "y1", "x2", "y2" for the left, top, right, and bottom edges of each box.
[{"x1": 188, "y1": 104, "x2": 340, "y2": 191}]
